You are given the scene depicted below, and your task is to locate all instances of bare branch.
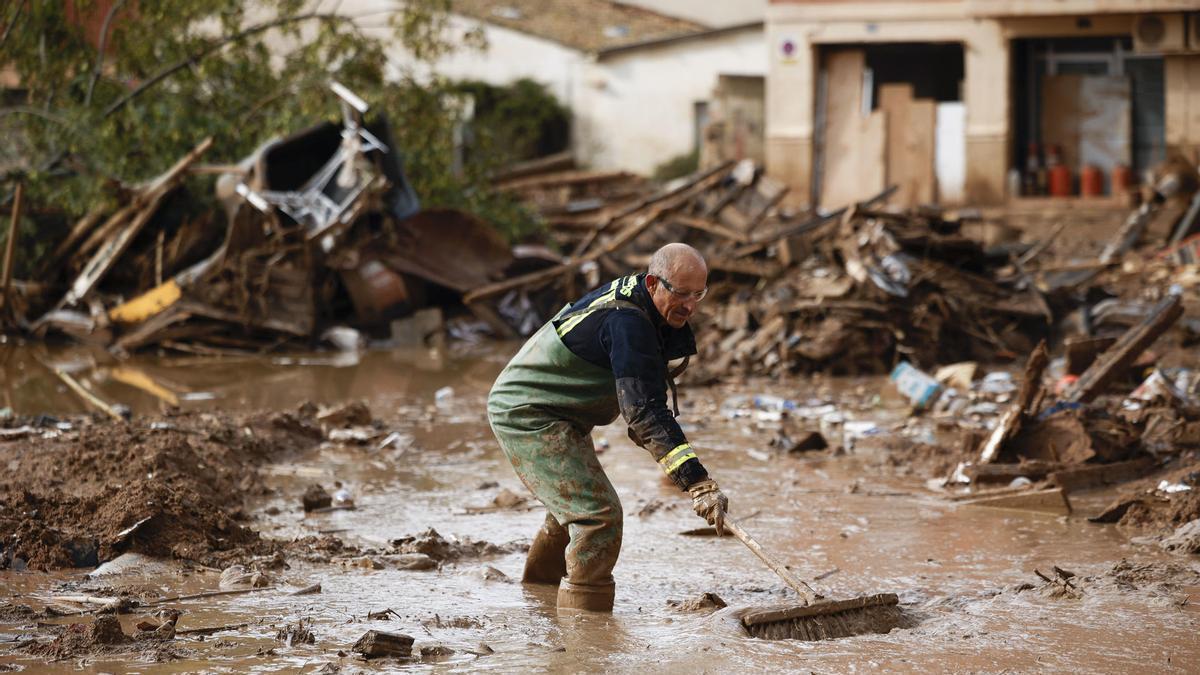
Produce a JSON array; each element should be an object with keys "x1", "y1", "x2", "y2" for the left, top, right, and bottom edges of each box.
[
  {"x1": 85, "y1": 0, "x2": 130, "y2": 105},
  {"x1": 0, "y1": 106, "x2": 73, "y2": 129},
  {"x1": 0, "y1": 0, "x2": 27, "y2": 50},
  {"x1": 102, "y1": 11, "x2": 354, "y2": 119}
]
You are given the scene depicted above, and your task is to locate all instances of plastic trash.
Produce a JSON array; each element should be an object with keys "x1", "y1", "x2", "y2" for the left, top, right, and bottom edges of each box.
[
  {"x1": 752, "y1": 395, "x2": 798, "y2": 411},
  {"x1": 980, "y1": 371, "x2": 1017, "y2": 394},
  {"x1": 333, "y1": 484, "x2": 355, "y2": 507},
  {"x1": 434, "y1": 386, "x2": 454, "y2": 404},
  {"x1": 890, "y1": 361, "x2": 943, "y2": 408}
]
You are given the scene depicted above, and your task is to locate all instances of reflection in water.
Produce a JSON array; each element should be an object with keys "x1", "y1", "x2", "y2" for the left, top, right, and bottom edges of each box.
[{"x1": 1, "y1": 342, "x2": 1199, "y2": 672}]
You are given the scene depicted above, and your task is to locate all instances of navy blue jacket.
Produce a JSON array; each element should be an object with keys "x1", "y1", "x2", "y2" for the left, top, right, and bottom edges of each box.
[{"x1": 552, "y1": 273, "x2": 707, "y2": 490}]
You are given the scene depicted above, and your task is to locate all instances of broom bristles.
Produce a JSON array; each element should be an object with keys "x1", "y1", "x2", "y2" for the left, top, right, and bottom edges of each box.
[{"x1": 742, "y1": 594, "x2": 905, "y2": 641}]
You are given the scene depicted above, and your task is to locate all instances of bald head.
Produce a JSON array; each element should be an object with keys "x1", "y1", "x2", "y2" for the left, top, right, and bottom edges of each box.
[
  {"x1": 646, "y1": 243, "x2": 708, "y2": 328},
  {"x1": 648, "y1": 243, "x2": 706, "y2": 280}
]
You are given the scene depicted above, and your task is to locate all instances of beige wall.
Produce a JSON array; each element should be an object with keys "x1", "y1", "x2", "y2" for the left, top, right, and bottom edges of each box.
[
  {"x1": 1165, "y1": 54, "x2": 1200, "y2": 164},
  {"x1": 765, "y1": 4, "x2": 1165, "y2": 206}
]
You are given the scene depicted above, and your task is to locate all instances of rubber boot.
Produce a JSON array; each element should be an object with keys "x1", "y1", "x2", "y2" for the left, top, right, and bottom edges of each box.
[
  {"x1": 557, "y1": 579, "x2": 615, "y2": 612},
  {"x1": 522, "y1": 514, "x2": 569, "y2": 585}
]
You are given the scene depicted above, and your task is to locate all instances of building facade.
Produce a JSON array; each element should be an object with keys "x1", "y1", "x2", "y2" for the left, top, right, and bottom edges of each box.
[{"x1": 766, "y1": 0, "x2": 1200, "y2": 207}]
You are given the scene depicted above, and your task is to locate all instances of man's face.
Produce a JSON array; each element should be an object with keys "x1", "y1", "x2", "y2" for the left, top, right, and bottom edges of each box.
[{"x1": 647, "y1": 260, "x2": 708, "y2": 329}]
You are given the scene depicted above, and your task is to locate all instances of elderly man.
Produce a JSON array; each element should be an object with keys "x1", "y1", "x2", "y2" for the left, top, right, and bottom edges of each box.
[{"x1": 487, "y1": 243, "x2": 728, "y2": 612}]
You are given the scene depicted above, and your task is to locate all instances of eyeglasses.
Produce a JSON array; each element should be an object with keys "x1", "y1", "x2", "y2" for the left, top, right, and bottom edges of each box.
[{"x1": 657, "y1": 276, "x2": 708, "y2": 301}]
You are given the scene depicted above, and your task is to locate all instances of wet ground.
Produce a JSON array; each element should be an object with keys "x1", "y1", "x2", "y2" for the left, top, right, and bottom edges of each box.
[{"x1": 2, "y1": 340, "x2": 1199, "y2": 672}]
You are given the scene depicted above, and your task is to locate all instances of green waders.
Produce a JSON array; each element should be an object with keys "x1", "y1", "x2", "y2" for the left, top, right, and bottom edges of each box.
[{"x1": 487, "y1": 310, "x2": 628, "y2": 612}]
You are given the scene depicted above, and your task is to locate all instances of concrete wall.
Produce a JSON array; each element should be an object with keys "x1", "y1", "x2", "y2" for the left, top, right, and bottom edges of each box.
[
  {"x1": 580, "y1": 29, "x2": 767, "y2": 173},
  {"x1": 764, "y1": 0, "x2": 1169, "y2": 206}
]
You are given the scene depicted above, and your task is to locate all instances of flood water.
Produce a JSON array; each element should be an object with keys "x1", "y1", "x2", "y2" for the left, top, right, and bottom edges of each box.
[{"x1": 1, "y1": 340, "x2": 1198, "y2": 672}]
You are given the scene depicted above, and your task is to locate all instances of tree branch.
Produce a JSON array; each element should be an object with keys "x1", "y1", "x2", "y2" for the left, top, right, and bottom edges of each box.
[
  {"x1": 102, "y1": 11, "x2": 353, "y2": 119},
  {"x1": 0, "y1": 0, "x2": 27, "y2": 50},
  {"x1": 0, "y1": 106, "x2": 74, "y2": 129},
  {"x1": 85, "y1": 0, "x2": 129, "y2": 105}
]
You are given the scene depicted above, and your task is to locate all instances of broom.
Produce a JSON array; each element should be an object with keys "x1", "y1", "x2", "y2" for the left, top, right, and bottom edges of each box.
[{"x1": 724, "y1": 516, "x2": 903, "y2": 640}]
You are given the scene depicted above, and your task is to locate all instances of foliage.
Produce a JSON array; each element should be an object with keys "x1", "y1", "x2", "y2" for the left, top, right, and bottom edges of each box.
[
  {"x1": 0, "y1": 0, "x2": 541, "y2": 276},
  {"x1": 652, "y1": 150, "x2": 699, "y2": 182},
  {"x1": 453, "y1": 78, "x2": 571, "y2": 164}
]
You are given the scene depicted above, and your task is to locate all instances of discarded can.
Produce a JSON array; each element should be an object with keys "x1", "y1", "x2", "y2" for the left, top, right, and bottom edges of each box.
[{"x1": 889, "y1": 361, "x2": 943, "y2": 409}]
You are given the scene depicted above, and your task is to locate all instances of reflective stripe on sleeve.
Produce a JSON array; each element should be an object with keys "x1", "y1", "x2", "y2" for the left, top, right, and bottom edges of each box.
[{"x1": 658, "y1": 443, "x2": 696, "y2": 474}]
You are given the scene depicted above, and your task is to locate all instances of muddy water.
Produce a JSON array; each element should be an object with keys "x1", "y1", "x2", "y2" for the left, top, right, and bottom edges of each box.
[{"x1": 2, "y1": 341, "x2": 1199, "y2": 672}]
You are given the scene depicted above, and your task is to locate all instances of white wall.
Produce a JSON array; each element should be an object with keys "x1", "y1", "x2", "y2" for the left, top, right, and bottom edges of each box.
[
  {"x1": 578, "y1": 28, "x2": 766, "y2": 173},
  {"x1": 398, "y1": 17, "x2": 586, "y2": 109}
]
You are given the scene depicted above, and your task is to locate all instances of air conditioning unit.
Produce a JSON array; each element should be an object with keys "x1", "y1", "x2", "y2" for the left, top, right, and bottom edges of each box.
[{"x1": 1132, "y1": 13, "x2": 1188, "y2": 54}]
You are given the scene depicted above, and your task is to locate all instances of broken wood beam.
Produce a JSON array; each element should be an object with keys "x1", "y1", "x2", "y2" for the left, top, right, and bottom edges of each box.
[
  {"x1": 674, "y1": 215, "x2": 750, "y2": 243},
  {"x1": 465, "y1": 168, "x2": 732, "y2": 305},
  {"x1": 62, "y1": 137, "x2": 214, "y2": 308},
  {"x1": 962, "y1": 486, "x2": 1072, "y2": 514},
  {"x1": 978, "y1": 340, "x2": 1048, "y2": 464},
  {"x1": 1, "y1": 182, "x2": 22, "y2": 315},
  {"x1": 964, "y1": 460, "x2": 1063, "y2": 484},
  {"x1": 1017, "y1": 221, "x2": 1066, "y2": 266},
  {"x1": 1048, "y1": 456, "x2": 1156, "y2": 494},
  {"x1": 39, "y1": 360, "x2": 127, "y2": 423},
  {"x1": 570, "y1": 160, "x2": 734, "y2": 258},
  {"x1": 744, "y1": 184, "x2": 789, "y2": 233},
  {"x1": 39, "y1": 204, "x2": 106, "y2": 278},
  {"x1": 1064, "y1": 295, "x2": 1183, "y2": 403}
]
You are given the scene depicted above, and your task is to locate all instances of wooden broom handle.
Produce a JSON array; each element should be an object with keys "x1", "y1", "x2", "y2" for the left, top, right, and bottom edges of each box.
[{"x1": 723, "y1": 516, "x2": 822, "y2": 605}]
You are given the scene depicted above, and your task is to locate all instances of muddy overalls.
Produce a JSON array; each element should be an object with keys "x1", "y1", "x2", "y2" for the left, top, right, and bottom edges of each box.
[{"x1": 488, "y1": 277, "x2": 695, "y2": 612}]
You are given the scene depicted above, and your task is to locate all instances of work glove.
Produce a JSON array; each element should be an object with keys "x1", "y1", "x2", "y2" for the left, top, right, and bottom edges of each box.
[{"x1": 688, "y1": 478, "x2": 729, "y2": 536}]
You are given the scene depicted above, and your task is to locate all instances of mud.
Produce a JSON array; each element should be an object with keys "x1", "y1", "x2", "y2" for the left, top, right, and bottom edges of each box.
[
  {"x1": 2, "y1": 344, "x2": 1200, "y2": 672},
  {"x1": 0, "y1": 407, "x2": 327, "y2": 571}
]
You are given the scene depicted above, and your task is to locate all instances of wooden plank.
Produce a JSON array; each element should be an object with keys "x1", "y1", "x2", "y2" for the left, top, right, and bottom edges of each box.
[
  {"x1": 1048, "y1": 456, "x2": 1155, "y2": 493},
  {"x1": 1, "y1": 182, "x2": 21, "y2": 313},
  {"x1": 63, "y1": 137, "x2": 213, "y2": 307},
  {"x1": 979, "y1": 341, "x2": 1048, "y2": 464},
  {"x1": 879, "y1": 84, "x2": 914, "y2": 206},
  {"x1": 859, "y1": 110, "x2": 887, "y2": 203},
  {"x1": 963, "y1": 486, "x2": 1071, "y2": 514},
  {"x1": 1064, "y1": 295, "x2": 1183, "y2": 403},
  {"x1": 909, "y1": 98, "x2": 938, "y2": 204},
  {"x1": 819, "y1": 49, "x2": 866, "y2": 208}
]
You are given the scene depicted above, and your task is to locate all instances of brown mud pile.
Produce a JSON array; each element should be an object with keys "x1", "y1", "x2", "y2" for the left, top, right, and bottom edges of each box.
[{"x1": 0, "y1": 408, "x2": 328, "y2": 571}]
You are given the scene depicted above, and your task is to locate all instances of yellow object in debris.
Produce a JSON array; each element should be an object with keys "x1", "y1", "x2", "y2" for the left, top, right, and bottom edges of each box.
[
  {"x1": 108, "y1": 279, "x2": 181, "y2": 324},
  {"x1": 109, "y1": 366, "x2": 181, "y2": 407}
]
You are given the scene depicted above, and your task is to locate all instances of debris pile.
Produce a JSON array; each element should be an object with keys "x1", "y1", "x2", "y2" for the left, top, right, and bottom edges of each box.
[
  {"x1": 0, "y1": 405, "x2": 339, "y2": 571},
  {"x1": 920, "y1": 297, "x2": 1200, "y2": 537},
  {"x1": 2, "y1": 84, "x2": 526, "y2": 354}
]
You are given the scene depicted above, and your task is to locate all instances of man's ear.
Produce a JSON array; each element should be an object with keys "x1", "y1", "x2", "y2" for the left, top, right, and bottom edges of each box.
[{"x1": 645, "y1": 274, "x2": 658, "y2": 293}]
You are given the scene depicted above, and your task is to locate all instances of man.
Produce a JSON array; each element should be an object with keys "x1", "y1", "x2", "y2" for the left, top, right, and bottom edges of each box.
[{"x1": 487, "y1": 243, "x2": 728, "y2": 613}]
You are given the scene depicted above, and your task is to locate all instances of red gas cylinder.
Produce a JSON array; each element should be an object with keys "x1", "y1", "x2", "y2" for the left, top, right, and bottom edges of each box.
[
  {"x1": 1048, "y1": 164, "x2": 1073, "y2": 197},
  {"x1": 1111, "y1": 164, "x2": 1133, "y2": 195},
  {"x1": 1080, "y1": 164, "x2": 1103, "y2": 196}
]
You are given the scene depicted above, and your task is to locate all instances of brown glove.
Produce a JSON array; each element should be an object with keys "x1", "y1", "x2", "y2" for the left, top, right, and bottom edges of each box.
[{"x1": 688, "y1": 478, "x2": 729, "y2": 536}]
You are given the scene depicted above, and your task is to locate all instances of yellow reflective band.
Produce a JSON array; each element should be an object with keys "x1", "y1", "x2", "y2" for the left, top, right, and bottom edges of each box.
[
  {"x1": 556, "y1": 290, "x2": 616, "y2": 338},
  {"x1": 666, "y1": 451, "x2": 697, "y2": 473},
  {"x1": 620, "y1": 274, "x2": 637, "y2": 297},
  {"x1": 658, "y1": 443, "x2": 693, "y2": 473}
]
